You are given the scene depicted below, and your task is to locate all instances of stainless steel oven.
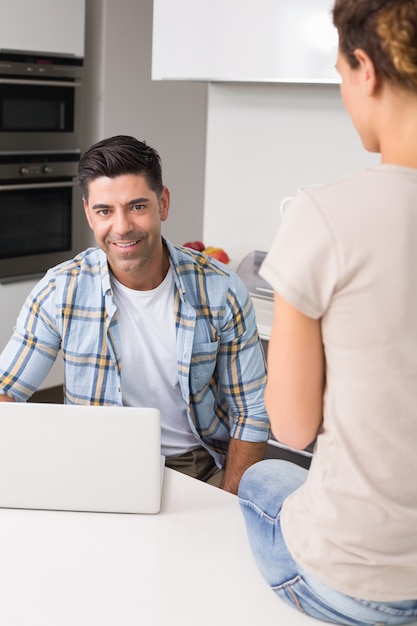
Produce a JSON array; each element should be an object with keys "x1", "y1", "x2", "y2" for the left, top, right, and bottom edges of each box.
[
  {"x1": 0, "y1": 51, "x2": 83, "y2": 153},
  {"x1": 0, "y1": 153, "x2": 82, "y2": 283}
]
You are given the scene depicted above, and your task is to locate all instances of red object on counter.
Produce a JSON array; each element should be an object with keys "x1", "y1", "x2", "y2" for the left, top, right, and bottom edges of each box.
[
  {"x1": 182, "y1": 240, "x2": 205, "y2": 251},
  {"x1": 182, "y1": 241, "x2": 230, "y2": 264},
  {"x1": 202, "y1": 246, "x2": 230, "y2": 264}
]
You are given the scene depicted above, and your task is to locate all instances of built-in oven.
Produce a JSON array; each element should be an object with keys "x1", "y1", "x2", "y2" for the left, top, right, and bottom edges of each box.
[
  {"x1": 0, "y1": 153, "x2": 83, "y2": 283},
  {"x1": 0, "y1": 51, "x2": 83, "y2": 153}
]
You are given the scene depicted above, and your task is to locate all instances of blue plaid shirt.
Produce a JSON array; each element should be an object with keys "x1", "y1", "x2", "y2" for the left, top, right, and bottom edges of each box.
[{"x1": 0, "y1": 240, "x2": 269, "y2": 464}]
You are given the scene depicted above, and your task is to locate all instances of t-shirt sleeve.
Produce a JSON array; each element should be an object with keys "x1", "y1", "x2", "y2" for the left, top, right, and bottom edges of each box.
[{"x1": 259, "y1": 192, "x2": 339, "y2": 319}]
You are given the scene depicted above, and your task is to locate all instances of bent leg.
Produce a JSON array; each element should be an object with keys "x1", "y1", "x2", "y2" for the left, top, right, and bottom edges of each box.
[
  {"x1": 238, "y1": 460, "x2": 417, "y2": 626},
  {"x1": 238, "y1": 458, "x2": 307, "y2": 586}
]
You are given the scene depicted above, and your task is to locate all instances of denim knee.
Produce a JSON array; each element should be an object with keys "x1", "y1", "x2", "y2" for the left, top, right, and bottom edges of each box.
[{"x1": 238, "y1": 459, "x2": 308, "y2": 518}]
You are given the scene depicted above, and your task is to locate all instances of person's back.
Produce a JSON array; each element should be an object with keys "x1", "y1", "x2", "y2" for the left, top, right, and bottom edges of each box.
[
  {"x1": 238, "y1": 0, "x2": 417, "y2": 623},
  {"x1": 263, "y1": 164, "x2": 417, "y2": 598}
]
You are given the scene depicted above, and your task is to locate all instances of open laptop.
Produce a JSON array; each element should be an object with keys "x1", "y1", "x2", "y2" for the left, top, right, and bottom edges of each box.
[{"x1": 0, "y1": 402, "x2": 164, "y2": 514}]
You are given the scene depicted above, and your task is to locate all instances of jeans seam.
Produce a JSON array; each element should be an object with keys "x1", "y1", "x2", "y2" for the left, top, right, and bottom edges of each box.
[
  {"x1": 277, "y1": 577, "x2": 388, "y2": 625},
  {"x1": 239, "y1": 497, "x2": 280, "y2": 522},
  {"x1": 356, "y1": 597, "x2": 417, "y2": 619},
  {"x1": 280, "y1": 576, "x2": 410, "y2": 626},
  {"x1": 284, "y1": 578, "x2": 306, "y2": 614}
]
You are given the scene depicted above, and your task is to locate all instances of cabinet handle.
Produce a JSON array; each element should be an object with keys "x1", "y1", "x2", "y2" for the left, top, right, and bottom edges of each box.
[{"x1": 0, "y1": 78, "x2": 81, "y2": 87}]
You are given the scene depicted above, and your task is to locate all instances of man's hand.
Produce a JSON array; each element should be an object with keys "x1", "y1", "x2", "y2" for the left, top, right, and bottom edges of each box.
[
  {"x1": 221, "y1": 439, "x2": 267, "y2": 495},
  {"x1": 0, "y1": 394, "x2": 16, "y2": 402}
]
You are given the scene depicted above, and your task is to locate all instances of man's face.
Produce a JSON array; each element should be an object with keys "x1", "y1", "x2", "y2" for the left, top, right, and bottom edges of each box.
[{"x1": 83, "y1": 173, "x2": 170, "y2": 290}]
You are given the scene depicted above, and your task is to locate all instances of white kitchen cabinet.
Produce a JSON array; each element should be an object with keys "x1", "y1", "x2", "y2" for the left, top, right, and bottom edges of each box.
[
  {"x1": 0, "y1": 0, "x2": 85, "y2": 57},
  {"x1": 152, "y1": 0, "x2": 339, "y2": 83}
]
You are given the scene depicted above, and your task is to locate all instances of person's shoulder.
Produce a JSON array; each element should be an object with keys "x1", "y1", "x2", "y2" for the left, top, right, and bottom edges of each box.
[
  {"x1": 51, "y1": 247, "x2": 104, "y2": 279},
  {"x1": 169, "y1": 241, "x2": 250, "y2": 307},
  {"x1": 306, "y1": 166, "x2": 383, "y2": 201}
]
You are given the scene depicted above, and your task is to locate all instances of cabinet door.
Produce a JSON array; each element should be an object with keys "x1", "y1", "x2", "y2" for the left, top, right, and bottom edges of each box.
[
  {"x1": 152, "y1": 0, "x2": 339, "y2": 84},
  {"x1": 0, "y1": 0, "x2": 85, "y2": 57}
]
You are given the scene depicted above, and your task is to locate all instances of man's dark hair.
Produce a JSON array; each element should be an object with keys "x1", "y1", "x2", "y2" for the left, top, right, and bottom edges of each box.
[{"x1": 78, "y1": 135, "x2": 164, "y2": 200}]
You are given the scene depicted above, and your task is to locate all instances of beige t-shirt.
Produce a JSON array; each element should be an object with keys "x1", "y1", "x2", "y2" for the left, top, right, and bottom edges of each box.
[{"x1": 260, "y1": 165, "x2": 417, "y2": 601}]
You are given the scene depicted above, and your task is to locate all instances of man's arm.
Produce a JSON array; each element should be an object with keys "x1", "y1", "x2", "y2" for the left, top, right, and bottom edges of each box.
[
  {"x1": 221, "y1": 438, "x2": 266, "y2": 495},
  {"x1": 0, "y1": 274, "x2": 61, "y2": 402},
  {"x1": 215, "y1": 279, "x2": 270, "y2": 495}
]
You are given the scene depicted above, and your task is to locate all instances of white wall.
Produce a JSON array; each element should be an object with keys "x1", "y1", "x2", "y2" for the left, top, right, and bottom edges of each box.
[{"x1": 203, "y1": 82, "x2": 379, "y2": 269}]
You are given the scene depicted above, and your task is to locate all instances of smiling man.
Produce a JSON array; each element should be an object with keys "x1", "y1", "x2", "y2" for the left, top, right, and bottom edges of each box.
[
  {"x1": 83, "y1": 172, "x2": 170, "y2": 290},
  {"x1": 0, "y1": 135, "x2": 269, "y2": 494}
]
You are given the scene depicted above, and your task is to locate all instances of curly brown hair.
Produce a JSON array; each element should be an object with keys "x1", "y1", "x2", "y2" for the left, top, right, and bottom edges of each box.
[{"x1": 333, "y1": 0, "x2": 417, "y2": 90}]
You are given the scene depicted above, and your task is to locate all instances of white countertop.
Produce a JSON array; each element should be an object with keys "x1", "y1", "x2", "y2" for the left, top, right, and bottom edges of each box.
[{"x1": 0, "y1": 468, "x2": 329, "y2": 626}]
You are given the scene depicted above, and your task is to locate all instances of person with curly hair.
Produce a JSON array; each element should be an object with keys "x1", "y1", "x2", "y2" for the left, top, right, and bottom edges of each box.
[{"x1": 238, "y1": 1, "x2": 417, "y2": 623}]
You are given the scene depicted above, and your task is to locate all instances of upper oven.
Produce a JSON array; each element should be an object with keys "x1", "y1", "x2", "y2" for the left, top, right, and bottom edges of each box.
[{"x1": 0, "y1": 51, "x2": 83, "y2": 154}]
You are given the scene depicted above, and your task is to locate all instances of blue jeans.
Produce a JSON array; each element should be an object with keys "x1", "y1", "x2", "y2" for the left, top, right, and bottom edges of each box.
[{"x1": 238, "y1": 459, "x2": 417, "y2": 626}]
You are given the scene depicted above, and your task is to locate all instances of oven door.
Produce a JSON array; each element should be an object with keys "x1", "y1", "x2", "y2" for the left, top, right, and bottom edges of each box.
[
  {"x1": 0, "y1": 179, "x2": 82, "y2": 282},
  {"x1": 0, "y1": 77, "x2": 82, "y2": 153}
]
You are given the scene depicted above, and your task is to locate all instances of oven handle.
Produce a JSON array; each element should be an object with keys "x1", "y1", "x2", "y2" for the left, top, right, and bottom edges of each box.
[
  {"x1": 0, "y1": 78, "x2": 81, "y2": 88},
  {"x1": 0, "y1": 181, "x2": 78, "y2": 191}
]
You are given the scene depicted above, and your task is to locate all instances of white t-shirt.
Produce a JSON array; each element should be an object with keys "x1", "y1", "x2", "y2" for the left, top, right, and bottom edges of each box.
[
  {"x1": 111, "y1": 266, "x2": 199, "y2": 456},
  {"x1": 260, "y1": 165, "x2": 417, "y2": 601}
]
